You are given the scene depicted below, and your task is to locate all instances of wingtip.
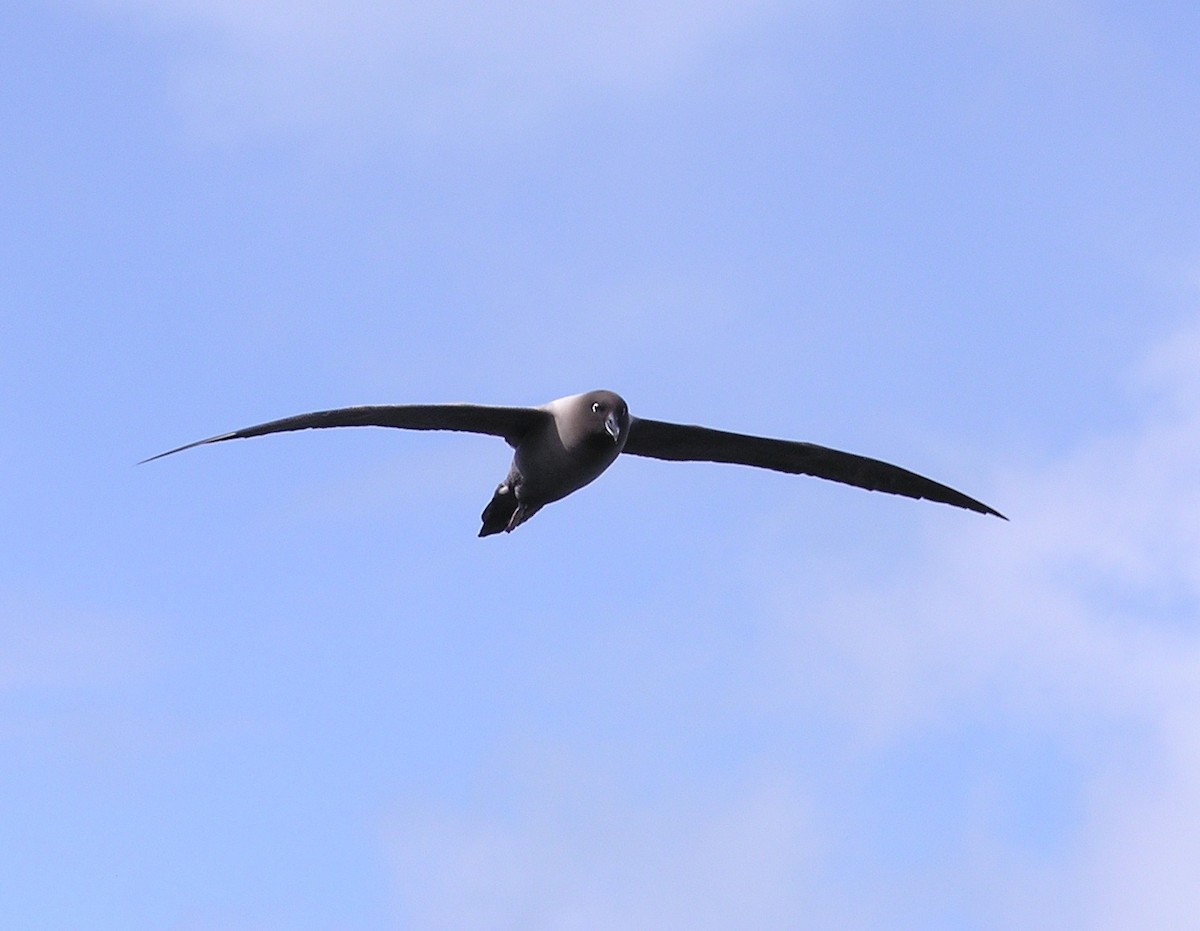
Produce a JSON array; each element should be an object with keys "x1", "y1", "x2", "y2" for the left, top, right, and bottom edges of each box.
[
  {"x1": 137, "y1": 432, "x2": 235, "y2": 465},
  {"x1": 970, "y1": 500, "x2": 1007, "y2": 520},
  {"x1": 137, "y1": 448, "x2": 179, "y2": 465},
  {"x1": 138, "y1": 444, "x2": 194, "y2": 465}
]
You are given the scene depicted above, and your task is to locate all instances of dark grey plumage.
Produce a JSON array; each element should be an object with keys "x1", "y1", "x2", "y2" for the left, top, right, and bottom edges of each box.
[{"x1": 142, "y1": 389, "x2": 1005, "y2": 534}]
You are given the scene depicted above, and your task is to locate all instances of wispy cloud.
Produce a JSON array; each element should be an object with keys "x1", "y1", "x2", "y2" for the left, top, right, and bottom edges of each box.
[
  {"x1": 0, "y1": 594, "x2": 157, "y2": 693},
  {"x1": 387, "y1": 756, "x2": 826, "y2": 929},
  {"x1": 771, "y1": 319, "x2": 1200, "y2": 731},
  {"x1": 93, "y1": 0, "x2": 781, "y2": 142},
  {"x1": 760, "y1": 314, "x2": 1200, "y2": 924},
  {"x1": 381, "y1": 314, "x2": 1200, "y2": 928},
  {"x1": 0, "y1": 593, "x2": 176, "y2": 768},
  {"x1": 81, "y1": 0, "x2": 1112, "y2": 146}
]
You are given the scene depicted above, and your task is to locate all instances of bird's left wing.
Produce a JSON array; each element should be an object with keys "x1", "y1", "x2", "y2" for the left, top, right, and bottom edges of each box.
[
  {"x1": 141, "y1": 404, "x2": 549, "y2": 463},
  {"x1": 623, "y1": 417, "x2": 1005, "y2": 518}
]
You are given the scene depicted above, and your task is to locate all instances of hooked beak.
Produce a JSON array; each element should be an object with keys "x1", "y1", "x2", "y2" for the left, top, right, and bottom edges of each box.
[{"x1": 604, "y1": 412, "x2": 621, "y2": 441}]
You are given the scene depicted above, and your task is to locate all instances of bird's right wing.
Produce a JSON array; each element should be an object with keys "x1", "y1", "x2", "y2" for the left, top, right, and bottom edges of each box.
[
  {"x1": 623, "y1": 417, "x2": 1005, "y2": 518},
  {"x1": 141, "y1": 404, "x2": 549, "y2": 463}
]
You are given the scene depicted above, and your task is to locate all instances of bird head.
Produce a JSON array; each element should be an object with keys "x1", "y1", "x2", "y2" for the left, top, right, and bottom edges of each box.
[{"x1": 579, "y1": 390, "x2": 629, "y2": 446}]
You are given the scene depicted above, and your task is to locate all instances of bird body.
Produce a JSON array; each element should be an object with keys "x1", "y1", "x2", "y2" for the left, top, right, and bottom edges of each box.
[
  {"x1": 480, "y1": 391, "x2": 629, "y2": 535},
  {"x1": 143, "y1": 389, "x2": 1005, "y2": 533}
]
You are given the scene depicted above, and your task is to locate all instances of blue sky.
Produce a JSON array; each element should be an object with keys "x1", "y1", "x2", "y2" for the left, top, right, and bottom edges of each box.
[{"x1": 4, "y1": 1, "x2": 1200, "y2": 927}]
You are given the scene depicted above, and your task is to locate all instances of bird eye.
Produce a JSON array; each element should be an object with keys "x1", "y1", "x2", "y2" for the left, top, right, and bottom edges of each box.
[{"x1": 591, "y1": 402, "x2": 602, "y2": 413}]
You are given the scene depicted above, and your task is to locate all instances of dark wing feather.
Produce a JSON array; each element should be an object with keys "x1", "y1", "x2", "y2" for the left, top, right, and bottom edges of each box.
[
  {"x1": 141, "y1": 404, "x2": 548, "y2": 463},
  {"x1": 623, "y1": 417, "x2": 1005, "y2": 519}
]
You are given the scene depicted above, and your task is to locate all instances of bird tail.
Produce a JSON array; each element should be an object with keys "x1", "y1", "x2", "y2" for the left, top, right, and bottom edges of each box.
[
  {"x1": 479, "y1": 484, "x2": 542, "y2": 536},
  {"x1": 479, "y1": 484, "x2": 518, "y2": 537}
]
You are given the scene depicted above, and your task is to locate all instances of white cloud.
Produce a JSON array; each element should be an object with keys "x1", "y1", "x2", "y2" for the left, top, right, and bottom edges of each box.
[
  {"x1": 0, "y1": 594, "x2": 176, "y2": 766},
  {"x1": 387, "y1": 756, "x2": 826, "y2": 929},
  {"x1": 90, "y1": 0, "x2": 780, "y2": 141},
  {"x1": 73, "y1": 0, "x2": 1113, "y2": 147},
  {"x1": 769, "y1": 318, "x2": 1200, "y2": 732},
  {"x1": 381, "y1": 317, "x2": 1200, "y2": 928},
  {"x1": 760, "y1": 317, "x2": 1200, "y2": 924},
  {"x1": 0, "y1": 594, "x2": 157, "y2": 692}
]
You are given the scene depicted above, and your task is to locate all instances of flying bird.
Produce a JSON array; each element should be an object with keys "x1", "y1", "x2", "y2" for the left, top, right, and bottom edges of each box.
[{"x1": 143, "y1": 389, "x2": 1005, "y2": 535}]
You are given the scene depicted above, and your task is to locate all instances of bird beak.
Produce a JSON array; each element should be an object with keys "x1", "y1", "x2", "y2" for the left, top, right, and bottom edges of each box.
[{"x1": 605, "y1": 412, "x2": 621, "y2": 441}]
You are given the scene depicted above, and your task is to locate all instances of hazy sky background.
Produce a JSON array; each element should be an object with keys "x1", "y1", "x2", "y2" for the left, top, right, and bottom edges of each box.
[{"x1": 4, "y1": 1, "x2": 1200, "y2": 927}]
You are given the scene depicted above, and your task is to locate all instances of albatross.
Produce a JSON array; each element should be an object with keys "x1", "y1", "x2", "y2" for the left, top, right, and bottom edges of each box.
[{"x1": 143, "y1": 389, "x2": 1005, "y2": 535}]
